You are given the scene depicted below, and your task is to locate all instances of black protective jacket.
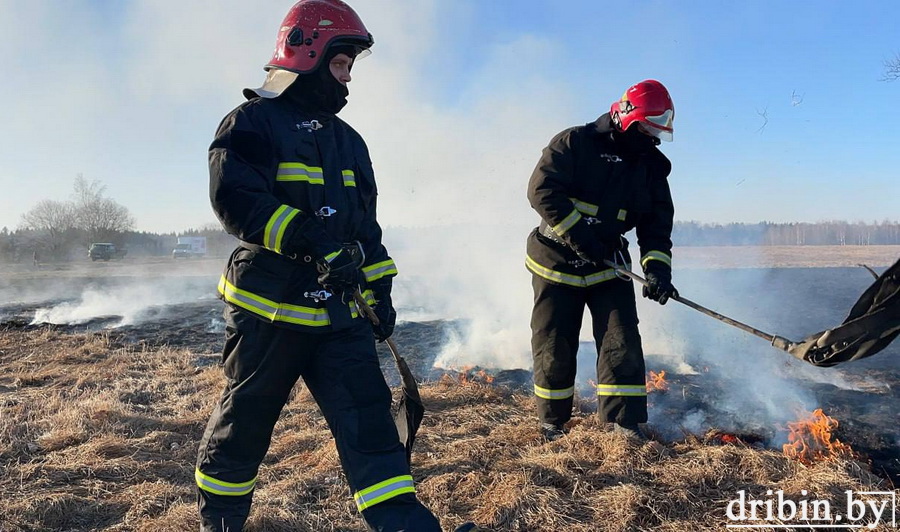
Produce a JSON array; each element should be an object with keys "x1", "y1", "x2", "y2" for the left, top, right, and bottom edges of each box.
[
  {"x1": 526, "y1": 113, "x2": 674, "y2": 288},
  {"x1": 209, "y1": 96, "x2": 396, "y2": 332}
]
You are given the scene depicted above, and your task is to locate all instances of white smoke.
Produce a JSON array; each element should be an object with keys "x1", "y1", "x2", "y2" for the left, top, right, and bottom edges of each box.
[{"x1": 31, "y1": 277, "x2": 216, "y2": 327}]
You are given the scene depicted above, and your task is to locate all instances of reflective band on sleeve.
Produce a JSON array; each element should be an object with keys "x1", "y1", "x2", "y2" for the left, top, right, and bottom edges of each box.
[
  {"x1": 552, "y1": 208, "x2": 581, "y2": 237},
  {"x1": 597, "y1": 384, "x2": 647, "y2": 397},
  {"x1": 569, "y1": 197, "x2": 599, "y2": 216},
  {"x1": 218, "y1": 276, "x2": 332, "y2": 327},
  {"x1": 276, "y1": 162, "x2": 324, "y2": 184},
  {"x1": 354, "y1": 475, "x2": 416, "y2": 511},
  {"x1": 534, "y1": 384, "x2": 575, "y2": 400},
  {"x1": 264, "y1": 205, "x2": 301, "y2": 254},
  {"x1": 195, "y1": 469, "x2": 256, "y2": 497},
  {"x1": 324, "y1": 250, "x2": 341, "y2": 263},
  {"x1": 525, "y1": 256, "x2": 626, "y2": 288},
  {"x1": 617, "y1": 209, "x2": 628, "y2": 221},
  {"x1": 640, "y1": 251, "x2": 672, "y2": 269},
  {"x1": 342, "y1": 169, "x2": 356, "y2": 187},
  {"x1": 362, "y1": 259, "x2": 398, "y2": 282}
]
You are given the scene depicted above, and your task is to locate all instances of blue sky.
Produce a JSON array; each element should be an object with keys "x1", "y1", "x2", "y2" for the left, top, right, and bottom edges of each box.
[{"x1": 1, "y1": 0, "x2": 898, "y2": 233}]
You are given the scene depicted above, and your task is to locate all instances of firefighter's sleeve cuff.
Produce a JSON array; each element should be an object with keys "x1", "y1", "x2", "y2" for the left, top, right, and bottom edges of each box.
[
  {"x1": 362, "y1": 259, "x2": 398, "y2": 284},
  {"x1": 641, "y1": 250, "x2": 672, "y2": 270},
  {"x1": 267, "y1": 205, "x2": 341, "y2": 260}
]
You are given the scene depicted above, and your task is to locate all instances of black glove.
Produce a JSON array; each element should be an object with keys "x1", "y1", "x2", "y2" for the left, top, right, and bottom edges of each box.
[
  {"x1": 565, "y1": 221, "x2": 608, "y2": 265},
  {"x1": 370, "y1": 291, "x2": 397, "y2": 342},
  {"x1": 316, "y1": 249, "x2": 362, "y2": 293},
  {"x1": 642, "y1": 262, "x2": 678, "y2": 305}
]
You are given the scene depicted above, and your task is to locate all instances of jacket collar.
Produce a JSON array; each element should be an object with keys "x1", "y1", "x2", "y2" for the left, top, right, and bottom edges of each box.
[{"x1": 592, "y1": 113, "x2": 616, "y2": 137}]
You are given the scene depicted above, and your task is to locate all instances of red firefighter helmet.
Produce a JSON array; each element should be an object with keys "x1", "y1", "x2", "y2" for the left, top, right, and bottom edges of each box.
[
  {"x1": 267, "y1": 0, "x2": 373, "y2": 74},
  {"x1": 610, "y1": 80, "x2": 674, "y2": 142},
  {"x1": 246, "y1": 0, "x2": 374, "y2": 99}
]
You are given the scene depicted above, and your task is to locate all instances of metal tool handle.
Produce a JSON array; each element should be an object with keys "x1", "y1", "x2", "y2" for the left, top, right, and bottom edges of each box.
[
  {"x1": 353, "y1": 292, "x2": 402, "y2": 363},
  {"x1": 603, "y1": 260, "x2": 796, "y2": 352}
]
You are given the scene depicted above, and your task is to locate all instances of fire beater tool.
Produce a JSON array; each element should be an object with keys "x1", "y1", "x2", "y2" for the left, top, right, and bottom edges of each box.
[
  {"x1": 603, "y1": 257, "x2": 900, "y2": 367},
  {"x1": 353, "y1": 292, "x2": 424, "y2": 464}
]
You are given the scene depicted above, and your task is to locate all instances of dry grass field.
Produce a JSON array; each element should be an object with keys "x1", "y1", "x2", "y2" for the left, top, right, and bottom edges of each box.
[
  {"x1": 0, "y1": 326, "x2": 895, "y2": 531},
  {"x1": 674, "y1": 245, "x2": 900, "y2": 269},
  {"x1": 1, "y1": 246, "x2": 898, "y2": 531}
]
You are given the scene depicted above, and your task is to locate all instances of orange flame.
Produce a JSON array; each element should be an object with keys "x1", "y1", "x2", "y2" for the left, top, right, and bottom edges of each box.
[
  {"x1": 646, "y1": 370, "x2": 669, "y2": 393},
  {"x1": 443, "y1": 365, "x2": 494, "y2": 385},
  {"x1": 782, "y1": 409, "x2": 857, "y2": 465}
]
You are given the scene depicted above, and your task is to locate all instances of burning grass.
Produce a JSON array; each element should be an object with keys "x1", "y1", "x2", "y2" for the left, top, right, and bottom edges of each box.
[{"x1": 0, "y1": 327, "x2": 894, "y2": 531}]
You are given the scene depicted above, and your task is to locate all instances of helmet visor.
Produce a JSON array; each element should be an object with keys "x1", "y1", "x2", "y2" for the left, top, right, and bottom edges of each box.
[{"x1": 639, "y1": 109, "x2": 674, "y2": 141}]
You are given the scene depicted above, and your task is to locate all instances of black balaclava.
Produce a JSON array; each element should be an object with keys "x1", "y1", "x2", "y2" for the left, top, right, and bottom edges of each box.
[
  {"x1": 283, "y1": 45, "x2": 357, "y2": 115},
  {"x1": 614, "y1": 123, "x2": 660, "y2": 154}
]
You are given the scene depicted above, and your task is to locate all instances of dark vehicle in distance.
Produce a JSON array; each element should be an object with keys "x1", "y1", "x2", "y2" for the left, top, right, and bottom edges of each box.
[{"x1": 88, "y1": 243, "x2": 127, "y2": 261}]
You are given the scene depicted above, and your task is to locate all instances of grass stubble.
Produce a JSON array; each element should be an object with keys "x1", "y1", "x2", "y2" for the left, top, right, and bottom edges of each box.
[{"x1": 0, "y1": 327, "x2": 892, "y2": 531}]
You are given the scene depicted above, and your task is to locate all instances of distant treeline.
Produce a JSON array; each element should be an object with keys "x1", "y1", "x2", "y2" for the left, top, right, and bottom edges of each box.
[
  {"x1": 673, "y1": 220, "x2": 900, "y2": 246},
  {"x1": 3, "y1": 220, "x2": 899, "y2": 265},
  {"x1": 0, "y1": 226, "x2": 237, "y2": 264}
]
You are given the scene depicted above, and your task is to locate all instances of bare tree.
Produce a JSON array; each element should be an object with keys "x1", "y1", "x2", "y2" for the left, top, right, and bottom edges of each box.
[
  {"x1": 71, "y1": 175, "x2": 135, "y2": 243},
  {"x1": 19, "y1": 199, "x2": 77, "y2": 259},
  {"x1": 883, "y1": 52, "x2": 900, "y2": 81}
]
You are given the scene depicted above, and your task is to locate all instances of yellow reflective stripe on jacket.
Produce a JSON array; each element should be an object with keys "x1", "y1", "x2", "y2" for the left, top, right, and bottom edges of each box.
[
  {"x1": 195, "y1": 469, "x2": 256, "y2": 497},
  {"x1": 276, "y1": 162, "x2": 324, "y2": 184},
  {"x1": 569, "y1": 197, "x2": 599, "y2": 216},
  {"x1": 525, "y1": 256, "x2": 624, "y2": 288},
  {"x1": 597, "y1": 384, "x2": 647, "y2": 397},
  {"x1": 342, "y1": 169, "x2": 356, "y2": 187},
  {"x1": 362, "y1": 259, "x2": 398, "y2": 283},
  {"x1": 641, "y1": 250, "x2": 672, "y2": 269},
  {"x1": 278, "y1": 301, "x2": 331, "y2": 326},
  {"x1": 264, "y1": 205, "x2": 300, "y2": 254},
  {"x1": 552, "y1": 208, "x2": 581, "y2": 236},
  {"x1": 354, "y1": 475, "x2": 416, "y2": 511},
  {"x1": 617, "y1": 209, "x2": 628, "y2": 221},
  {"x1": 534, "y1": 384, "x2": 575, "y2": 400},
  {"x1": 324, "y1": 250, "x2": 341, "y2": 262},
  {"x1": 218, "y1": 276, "x2": 331, "y2": 327}
]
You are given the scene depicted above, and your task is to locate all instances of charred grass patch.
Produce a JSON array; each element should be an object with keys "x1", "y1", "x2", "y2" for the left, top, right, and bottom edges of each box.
[{"x1": 0, "y1": 326, "x2": 893, "y2": 531}]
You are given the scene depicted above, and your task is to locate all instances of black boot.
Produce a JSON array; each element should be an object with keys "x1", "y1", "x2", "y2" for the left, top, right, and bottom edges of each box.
[
  {"x1": 540, "y1": 422, "x2": 567, "y2": 442},
  {"x1": 613, "y1": 422, "x2": 648, "y2": 441}
]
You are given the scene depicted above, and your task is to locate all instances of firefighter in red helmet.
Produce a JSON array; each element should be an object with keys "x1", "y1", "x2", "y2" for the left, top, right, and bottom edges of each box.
[
  {"x1": 525, "y1": 80, "x2": 678, "y2": 442},
  {"x1": 196, "y1": 1, "x2": 448, "y2": 530}
]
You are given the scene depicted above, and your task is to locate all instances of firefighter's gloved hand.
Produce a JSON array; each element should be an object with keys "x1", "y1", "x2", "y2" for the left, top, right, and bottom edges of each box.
[
  {"x1": 370, "y1": 292, "x2": 396, "y2": 342},
  {"x1": 565, "y1": 221, "x2": 607, "y2": 265},
  {"x1": 316, "y1": 250, "x2": 361, "y2": 293},
  {"x1": 642, "y1": 262, "x2": 678, "y2": 305}
]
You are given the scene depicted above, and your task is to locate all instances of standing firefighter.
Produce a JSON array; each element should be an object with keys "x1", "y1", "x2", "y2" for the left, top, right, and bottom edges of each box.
[
  {"x1": 526, "y1": 80, "x2": 678, "y2": 442},
  {"x1": 197, "y1": 1, "x2": 442, "y2": 530}
]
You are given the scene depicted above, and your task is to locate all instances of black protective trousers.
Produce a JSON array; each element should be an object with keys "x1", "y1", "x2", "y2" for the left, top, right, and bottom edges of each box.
[
  {"x1": 530, "y1": 276, "x2": 647, "y2": 428},
  {"x1": 196, "y1": 306, "x2": 440, "y2": 532}
]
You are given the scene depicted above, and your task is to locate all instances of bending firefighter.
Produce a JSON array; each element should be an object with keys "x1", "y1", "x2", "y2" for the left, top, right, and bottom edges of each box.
[
  {"x1": 525, "y1": 80, "x2": 679, "y2": 442},
  {"x1": 196, "y1": 1, "x2": 441, "y2": 530}
]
